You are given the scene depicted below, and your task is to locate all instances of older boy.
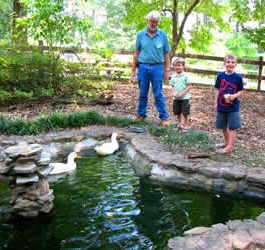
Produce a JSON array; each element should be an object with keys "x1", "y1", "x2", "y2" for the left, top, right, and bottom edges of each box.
[
  {"x1": 169, "y1": 57, "x2": 192, "y2": 132},
  {"x1": 215, "y1": 54, "x2": 244, "y2": 154}
]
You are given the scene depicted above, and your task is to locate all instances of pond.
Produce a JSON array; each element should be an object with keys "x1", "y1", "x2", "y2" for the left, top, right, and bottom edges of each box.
[{"x1": 0, "y1": 151, "x2": 264, "y2": 249}]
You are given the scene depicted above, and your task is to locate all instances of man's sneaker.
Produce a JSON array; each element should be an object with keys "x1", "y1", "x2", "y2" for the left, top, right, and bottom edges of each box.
[
  {"x1": 161, "y1": 119, "x2": 169, "y2": 126},
  {"x1": 136, "y1": 114, "x2": 144, "y2": 121}
]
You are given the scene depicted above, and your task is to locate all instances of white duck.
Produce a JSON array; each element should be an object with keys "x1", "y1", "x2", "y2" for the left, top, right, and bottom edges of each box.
[
  {"x1": 95, "y1": 132, "x2": 121, "y2": 156},
  {"x1": 50, "y1": 152, "x2": 81, "y2": 175}
]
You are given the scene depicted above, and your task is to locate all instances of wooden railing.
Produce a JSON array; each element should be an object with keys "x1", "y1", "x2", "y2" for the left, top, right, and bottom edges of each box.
[
  {"x1": 38, "y1": 46, "x2": 265, "y2": 91},
  {"x1": 174, "y1": 53, "x2": 265, "y2": 91}
]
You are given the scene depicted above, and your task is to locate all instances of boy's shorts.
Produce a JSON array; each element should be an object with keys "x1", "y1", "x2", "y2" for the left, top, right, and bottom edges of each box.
[
  {"x1": 216, "y1": 111, "x2": 241, "y2": 130},
  {"x1": 173, "y1": 99, "x2": 190, "y2": 116}
]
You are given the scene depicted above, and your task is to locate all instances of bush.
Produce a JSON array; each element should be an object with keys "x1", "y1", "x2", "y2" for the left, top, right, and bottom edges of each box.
[{"x1": 0, "y1": 46, "x2": 53, "y2": 93}]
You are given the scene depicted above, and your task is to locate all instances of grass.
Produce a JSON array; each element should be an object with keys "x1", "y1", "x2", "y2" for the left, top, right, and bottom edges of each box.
[
  {"x1": 211, "y1": 143, "x2": 265, "y2": 168},
  {"x1": 0, "y1": 110, "x2": 211, "y2": 147}
]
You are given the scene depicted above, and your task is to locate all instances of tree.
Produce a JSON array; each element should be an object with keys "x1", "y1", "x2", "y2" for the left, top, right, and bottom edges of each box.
[
  {"x1": 0, "y1": 0, "x2": 13, "y2": 42},
  {"x1": 74, "y1": 0, "x2": 135, "y2": 50},
  {"x1": 11, "y1": 0, "x2": 93, "y2": 92},
  {"x1": 170, "y1": 0, "x2": 201, "y2": 57},
  {"x1": 123, "y1": 0, "x2": 229, "y2": 57},
  {"x1": 243, "y1": 26, "x2": 265, "y2": 52},
  {"x1": 12, "y1": 0, "x2": 28, "y2": 44},
  {"x1": 17, "y1": 0, "x2": 91, "y2": 48},
  {"x1": 230, "y1": 0, "x2": 265, "y2": 52},
  {"x1": 225, "y1": 33, "x2": 258, "y2": 59}
]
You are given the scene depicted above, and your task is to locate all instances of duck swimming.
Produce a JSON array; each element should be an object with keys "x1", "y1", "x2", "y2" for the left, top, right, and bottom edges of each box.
[
  {"x1": 50, "y1": 152, "x2": 81, "y2": 175},
  {"x1": 95, "y1": 132, "x2": 121, "y2": 156}
]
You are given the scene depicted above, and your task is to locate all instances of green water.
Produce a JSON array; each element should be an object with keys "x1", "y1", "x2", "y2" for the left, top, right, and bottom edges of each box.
[{"x1": 0, "y1": 151, "x2": 264, "y2": 249}]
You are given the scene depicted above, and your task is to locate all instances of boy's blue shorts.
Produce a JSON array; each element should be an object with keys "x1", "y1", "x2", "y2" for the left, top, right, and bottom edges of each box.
[{"x1": 216, "y1": 111, "x2": 241, "y2": 130}]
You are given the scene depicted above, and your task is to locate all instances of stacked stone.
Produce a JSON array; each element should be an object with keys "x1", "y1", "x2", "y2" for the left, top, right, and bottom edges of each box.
[{"x1": 0, "y1": 143, "x2": 54, "y2": 218}]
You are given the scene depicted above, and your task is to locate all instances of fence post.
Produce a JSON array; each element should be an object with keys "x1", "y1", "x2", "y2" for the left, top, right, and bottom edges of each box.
[
  {"x1": 257, "y1": 56, "x2": 263, "y2": 91},
  {"x1": 38, "y1": 40, "x2": 44, "y2": 54}
]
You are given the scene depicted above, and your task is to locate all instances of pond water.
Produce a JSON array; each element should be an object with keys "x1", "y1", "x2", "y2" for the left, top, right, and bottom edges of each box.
[{"x1": 0, "y1": 152, "x2": 265, "y2": 249}]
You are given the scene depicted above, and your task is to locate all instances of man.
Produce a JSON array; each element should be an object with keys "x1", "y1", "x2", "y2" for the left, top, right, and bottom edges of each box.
[{"x1": 131, "y1": 10, "x2": 171, "y2": 126}]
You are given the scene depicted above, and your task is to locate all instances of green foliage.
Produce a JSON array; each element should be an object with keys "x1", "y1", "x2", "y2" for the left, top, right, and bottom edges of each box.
[
  {"x1": 164, "y1": 127, "x2": 211, "y2": 148},
  {"x1": 96, "y1": 0, "x2": 135, "y2": 50},
  {"x1": 2, "y1": 107, "x2": 238, "y2": 158},
  {"x1": 146, "y1": 123, "x2": 168, "y2": 137},
  {"x1": 243, "y1": 26, "x2": 265, "y2": 52},
  {"x1": 0, "y1": 90, "x2": 13, "y2": 101},
  {"x1": 122, "y1": 1, "x2": 151, "y2": 32},
  {"x1": 90, "y1": 46, "x2": 114, "y2": 60},
  {"x1": 225, "y1": 33, "x2": 258, "y2": 59},
  {"x1": 0, "y1": 0, "x2": 12, "y2": 41},
  {"x1": 17, "y1": 0, "x2": 91, "y2": 47},
  {"x1": 0, "y1": 110, "x2": 212, "y2": 152},
  {"x1": 230, "y1": 0, "x2": 265, "y2": 24},
  {"x1": 230, "y1": 0, "x2": 265, "y2": 52},
  {"x1": 198, "y1": 0, "x2": 230, "y2": 31},
  {"x1": 0, "y1": 45, "x2": 62, "y2": 99},
  {"x1": 188, "y1": 24, "x2": 214, "y2": 53},
  {"x1": 82, "y1": 56, "x2": 131, "y2": 81},
  {"x1": 1, "y1": 117, "x2": 29, "y2": 135},
  {"x1": 122, "y1": 0, "x2": 230, "y2": 53},
  {"x1": 230, "y1": 0, "x2": 252, "y2": 23},
  {"x1": 105, "y1": 115, "x2": 132, "y2": 127},
  {"x1": 0, "y1": 43, "x2": 130, "y2": 103},
  {"x1": 76, "y1": 90, "x2": 97, "y2": 98}
]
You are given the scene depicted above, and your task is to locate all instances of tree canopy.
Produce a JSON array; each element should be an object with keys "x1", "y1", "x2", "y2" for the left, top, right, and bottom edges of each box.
[
  {"x1": 0, "y1": 0, "x2": 264, "y2": 55},
  {"x1": 230, "y1": 0, "x2": 265, "y2": 52},
  {"x1": 16, "y1": 0, "x2": 91, "y2": 48},
  {"x1": 123, "y1": 0, "x2": 230, "y2": 56},
  {"x1": 0, "y1": 0, "x2": 13, "y2": 42}
]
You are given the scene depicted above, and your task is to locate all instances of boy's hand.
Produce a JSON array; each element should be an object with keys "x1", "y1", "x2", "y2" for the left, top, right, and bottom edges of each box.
[
  {"x1": 175, "y1": 93, "x2": 183, "y2": 99},
  {"x1": 229, "y1": 94, "x2": 236, "y2": 101}
]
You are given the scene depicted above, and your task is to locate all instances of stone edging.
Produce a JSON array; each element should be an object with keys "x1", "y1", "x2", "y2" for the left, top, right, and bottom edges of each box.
[
  {"x1": 1, "y1": 126, "x2": 265, "y2": 198},
  {"x1": 123, "y1": 131, "x2": 265, "y2": 199},
  {"x1": 168, "y1": 213, "x2": 265, "y2": 250}
]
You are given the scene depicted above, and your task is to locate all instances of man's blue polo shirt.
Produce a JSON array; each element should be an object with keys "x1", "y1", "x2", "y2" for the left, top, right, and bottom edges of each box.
[{"x1": 136, "y1": 28, "x2": 170, "y2": 64}]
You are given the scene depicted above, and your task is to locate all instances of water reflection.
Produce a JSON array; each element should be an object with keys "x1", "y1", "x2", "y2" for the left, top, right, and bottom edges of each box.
[{"x1": 0, "y1": 152, "x2": 264, "y2": 249}]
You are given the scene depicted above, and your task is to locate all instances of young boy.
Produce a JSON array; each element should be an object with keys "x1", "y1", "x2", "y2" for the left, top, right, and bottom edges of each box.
[
  {"x1": 215, "y1": 54, "x2": 244, "y2": 154},
  {"x1": 169, "y1": 57, "x2": 192, "y2": 132}
]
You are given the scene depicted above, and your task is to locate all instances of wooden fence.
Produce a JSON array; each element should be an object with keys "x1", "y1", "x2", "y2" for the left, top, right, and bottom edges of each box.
[
  {"x1": 114, "y1": 50, "x2": 265, "y2": 91},
  {"x1": 39, "y1": 46, "x2": 265, "y2": 91},
  {"x1": 174, "y1": 53, "x2": 265, "y2": 91}
]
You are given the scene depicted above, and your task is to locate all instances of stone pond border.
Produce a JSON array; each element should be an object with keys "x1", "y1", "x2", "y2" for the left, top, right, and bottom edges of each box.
[{"x1": 0, "y1": 126, "x2": 265, "y2": 249}]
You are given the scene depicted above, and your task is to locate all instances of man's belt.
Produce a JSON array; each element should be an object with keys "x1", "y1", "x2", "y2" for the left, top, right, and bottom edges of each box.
[{"x1": 139, "y1": 62, "x2": 163, "y2": 65}]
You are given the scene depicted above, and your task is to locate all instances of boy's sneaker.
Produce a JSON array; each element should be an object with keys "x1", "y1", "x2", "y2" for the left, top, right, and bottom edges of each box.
[
  {"x1": 136, "y1": 114, "x2": 144, "y2": 121},
  {"x1": 161, "y1": 119, "x2": 169, "y2": 126}
]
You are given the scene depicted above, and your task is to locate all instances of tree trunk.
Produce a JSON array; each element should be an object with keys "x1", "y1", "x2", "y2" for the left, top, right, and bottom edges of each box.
[
  {"x1": 171, "y1": 0, "x2": 180, "y2": 58},
  {"x1": 12, "y1": 0, "x2": 27, "y2": 44},
  {"x1": 170, "y1": 0, "x2": 202, "y2": 59}
]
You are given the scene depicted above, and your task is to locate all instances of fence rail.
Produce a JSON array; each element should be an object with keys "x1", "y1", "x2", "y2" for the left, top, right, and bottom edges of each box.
[
  {"x1": 39, "y1": 46, "x2": 265, "y2": 91},
  {"x1": 174, "y1": 52, "x2": 265, "y2": 91}
]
